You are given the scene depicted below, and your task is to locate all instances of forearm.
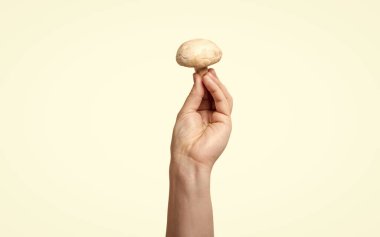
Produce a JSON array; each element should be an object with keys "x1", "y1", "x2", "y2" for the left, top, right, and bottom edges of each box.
[{"x1": 166, "y1": 158, "x2": 214, "y2": 237}]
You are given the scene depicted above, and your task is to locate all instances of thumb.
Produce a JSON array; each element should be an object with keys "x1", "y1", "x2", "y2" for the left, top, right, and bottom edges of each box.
[{"x1": 178, "y1": 73, "x2": 204, "y2": 116}]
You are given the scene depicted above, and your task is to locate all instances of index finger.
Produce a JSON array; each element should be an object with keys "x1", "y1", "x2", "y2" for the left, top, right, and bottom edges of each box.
[{"x1": 202, "y1": 74, "x2": 231, "y2": 116}]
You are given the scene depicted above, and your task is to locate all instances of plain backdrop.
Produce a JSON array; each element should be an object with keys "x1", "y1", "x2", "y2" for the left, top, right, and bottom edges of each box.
[{"x1": 1, "y1": 0, "x2": 379, "y2": 236}]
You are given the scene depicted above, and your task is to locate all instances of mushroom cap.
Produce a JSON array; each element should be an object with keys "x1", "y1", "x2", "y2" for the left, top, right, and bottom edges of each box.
[{"x1": 176, "y1": 39, "x2": 222, "y2": 69}]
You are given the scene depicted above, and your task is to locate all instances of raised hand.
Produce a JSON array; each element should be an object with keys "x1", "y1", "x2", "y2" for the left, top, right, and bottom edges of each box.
[{"x1": 170, "y1": 68, "x2": 233, "y2": 170}]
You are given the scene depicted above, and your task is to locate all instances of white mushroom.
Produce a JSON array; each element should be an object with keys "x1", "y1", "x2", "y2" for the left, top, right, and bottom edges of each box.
[{"x1": 176, "y1": 39, "x2": 222, "y2": 76}]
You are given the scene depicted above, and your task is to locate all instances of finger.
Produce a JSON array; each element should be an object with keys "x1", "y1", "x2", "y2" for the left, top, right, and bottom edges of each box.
[
  {"x1": 208, "y1": 69, "x2": 232, "y2": 99},
  {"x1": 208, "y1": 69, "x2": 233, "y2": 110},
  {"x1": 207, "y1": 69, "x2": 233, "y2": 113},
  {"x1": 194, "y1": 72, "x2": 209, "y2": 100},
  {"x1": 178, "y1": 73, "x2": 205, "y2": 116},
  {"x1": 202, "y1": 74, "x2": 230, "y2": 116},
  {"x1": 198, "y1": 89, "x2": 213, "y2": 111},
  {"x1": 197, "y1": 72, "x2": 213, "y2": 109},
  {"x1": 194, "y1": 73, "x2": 213, "y2": 111}
]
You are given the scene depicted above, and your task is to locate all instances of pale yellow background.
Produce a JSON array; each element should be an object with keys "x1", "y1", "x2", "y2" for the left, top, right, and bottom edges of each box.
[{"x1": 1, "y1": 0, "x2": 379, "y2": 236}]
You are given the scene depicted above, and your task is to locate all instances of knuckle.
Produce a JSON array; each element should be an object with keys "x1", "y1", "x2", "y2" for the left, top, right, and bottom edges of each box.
[{"x1": 176, "y1": 111, "x2": 183, "y2": 120}]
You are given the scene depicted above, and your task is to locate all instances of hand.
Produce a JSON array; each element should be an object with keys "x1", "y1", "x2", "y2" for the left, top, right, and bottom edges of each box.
[{"x1": 170, "y1": 68, "x2": 233, "y2": 171}]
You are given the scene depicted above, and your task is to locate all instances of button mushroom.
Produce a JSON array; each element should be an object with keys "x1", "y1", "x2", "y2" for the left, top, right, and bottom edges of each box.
[{"x1": 176, "y1": 39, "x2": 222, "y2": 76}]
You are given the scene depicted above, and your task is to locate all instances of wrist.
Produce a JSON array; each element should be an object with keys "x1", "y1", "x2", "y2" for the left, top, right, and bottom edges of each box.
[
  {"x1": 169, "y1": 155, "x2": 211, "y2": 192},
  {"x1": 170, "y1": 154, "x2": 212, "y2": 179}
]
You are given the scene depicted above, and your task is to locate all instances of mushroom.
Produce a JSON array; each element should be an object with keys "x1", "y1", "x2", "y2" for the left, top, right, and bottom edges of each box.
[{"x1": 176, "y1": 39, "x2": 222, "y2": 76}]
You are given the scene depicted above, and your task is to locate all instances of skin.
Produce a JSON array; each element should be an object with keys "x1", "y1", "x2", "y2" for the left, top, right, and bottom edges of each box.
[{"x1": 166, "y1": 68, "x2": 233, "y2": 237}]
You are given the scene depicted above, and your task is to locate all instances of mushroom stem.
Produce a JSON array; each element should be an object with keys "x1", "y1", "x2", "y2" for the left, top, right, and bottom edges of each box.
[{"x1": 195, "y1": 67, "x2": 208, "y2": 77}]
